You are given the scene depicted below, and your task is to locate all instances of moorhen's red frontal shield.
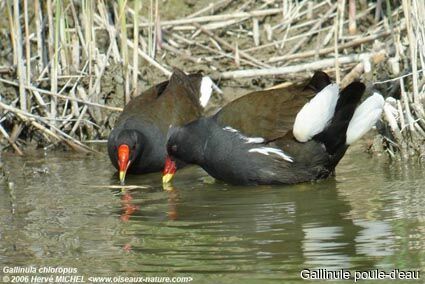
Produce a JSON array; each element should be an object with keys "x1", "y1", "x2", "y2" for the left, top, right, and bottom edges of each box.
[{"x1": 118, "y1": 144, "x2": 130, "y2": 184}]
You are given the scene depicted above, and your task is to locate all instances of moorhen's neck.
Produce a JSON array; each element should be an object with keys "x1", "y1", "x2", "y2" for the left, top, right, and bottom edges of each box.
[{"x1": 167, "y1": 118, "x2": 217, "y2": 165}]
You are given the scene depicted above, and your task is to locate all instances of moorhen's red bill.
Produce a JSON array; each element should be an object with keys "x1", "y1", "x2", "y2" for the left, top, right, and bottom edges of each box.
[
  {"x1": 162, "y1": 71, "x2": 384, "y2": 185},
  {"x1": 108, "y1": 68, "x2": 214, "y2": 184}
]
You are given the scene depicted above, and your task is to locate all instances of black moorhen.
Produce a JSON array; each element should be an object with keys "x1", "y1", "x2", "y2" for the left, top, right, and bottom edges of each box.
[
  {"x1": 162, "y1": 71, "x2": 384, "y2": 185},
  {"x1": 108, "y1": 68, "x2": 214, "y2": 184}
]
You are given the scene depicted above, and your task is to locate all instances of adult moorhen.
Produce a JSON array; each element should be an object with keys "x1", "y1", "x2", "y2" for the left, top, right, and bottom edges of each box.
[
  {"x1": 108, "y1": 68, "x2": 214, "y2": 184},
  {"x1": 162, "y1": 71, "x2": 385, "y2": 185}
]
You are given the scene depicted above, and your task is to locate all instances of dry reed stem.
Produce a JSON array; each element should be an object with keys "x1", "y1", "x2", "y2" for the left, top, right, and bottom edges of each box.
[
  {"x1": 0, "y1": 101, "x2": 95, "y2": 153},
  {"x1": 154, "y1": 0, "x2": 161, "y2": 52},
  {"x1": 269, "y1": 25, "x2": 405, "y2": 62},
  {"x1": 139, "y1": 8, "x2": 283, "y2": 28},
  {"x1": 186, "y1": 0, "x2": 232, "y2": 18},
  {"x1": 12, "y1": 0, "x2": 27, "y2": 111},
  {"x1": 50, "y1": 0, "x2": 61, "y2": 127},
  {"x1": 246, "y1": 3, "x2": 377, "y2": 54},
  {"x1": 222, "y1": 50, "x2": 389, "y2": 79},
  {"x1": 168, "y1": 32, "x2": 257, "y2": 68},
  {"x1": 334, "y1": 1, "x2": 341, "y2": 84},
  {"x1": 148, "y1": 0, "x2": 154, "y2": 57},
  {"x1": 5, "y1": 0, "x2": 17, "y2": 65},
  {"x1": 95, "y1": 2, "x2": 121, "y2": 62},
  {"x1": 193, "y1": 23, "x2": 270, "y2": 68},
  {"x1": 348, "y1": 0, "x2": 357, "y2": 35},
  {"x1": 291, "y1": 4, "x2": 338, "y2": 57},
  {"x1": 87, "y1": 185, "x2": 150, "y2": 189},
  {"x1": 132, "y1": 0, "x2": 141, "y2": 98},
  {"x1": 70, "y1": 1, "x2": 87, "y2": 57},
  {"x1": 378, "y1": 0, "x2": 425, "y2": 158},
  {"x1": 0, "y1": 124, "x2": 24, "y2": 156},
  {"x1": 118, "y1": 0, "x2": 130, "y2": 104},
  {"x1": 0, "y1": 78, "x2": 122, "y2": 111},
  {"x1": 126, "y1": 39, "x2": 171, "y2": 76},
  {"x1": 23, "y1": 0, "x2": 30, "y2": 85}
]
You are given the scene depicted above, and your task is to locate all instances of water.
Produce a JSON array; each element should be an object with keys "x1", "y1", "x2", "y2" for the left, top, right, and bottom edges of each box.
[{"x1": 0, "y1": 145, "x2": 424, "y2": 283}]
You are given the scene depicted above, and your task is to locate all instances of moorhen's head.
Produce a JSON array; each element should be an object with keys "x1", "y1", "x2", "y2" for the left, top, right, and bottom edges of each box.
[
  {"x1": 113, "y1": 129, "x2": 143, "y2": 184},
  {"x1": 162, "y1": 118, "x2": 211, "y2": 184}
]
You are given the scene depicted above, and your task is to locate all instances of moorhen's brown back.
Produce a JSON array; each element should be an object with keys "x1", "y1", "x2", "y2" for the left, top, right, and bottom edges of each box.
[
  {"x1": 214, "y1": 84, "x2": 315, "y2": 141},
  {"x1": 116, "y1": 69, "x2": 204, "y2": 133}
]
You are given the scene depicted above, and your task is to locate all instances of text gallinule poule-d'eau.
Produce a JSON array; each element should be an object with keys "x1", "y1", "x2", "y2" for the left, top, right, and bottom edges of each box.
[
  {"x1": 108, "y1": 68, "x2": 215, "y2": 184},
  {"x1": 163, "y1": 71, "x2": 385, "y2": 185}
]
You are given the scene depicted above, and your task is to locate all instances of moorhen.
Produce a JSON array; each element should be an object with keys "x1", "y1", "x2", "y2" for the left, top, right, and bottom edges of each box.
[
  {"x1": 163, "y1": 71, "x2": 385, "y2": 185},
  {"x1": 108, "y1": 68, "x2": 214, "y2": 184}
]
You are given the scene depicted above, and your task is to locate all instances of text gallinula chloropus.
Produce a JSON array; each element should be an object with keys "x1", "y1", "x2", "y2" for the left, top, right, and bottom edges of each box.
[
  {"x1": 162, "y1": 71, "x2": 384, "y2": 185},
  {"x1": 108, "y1": 68, "x2": 214, "y2": 184}
]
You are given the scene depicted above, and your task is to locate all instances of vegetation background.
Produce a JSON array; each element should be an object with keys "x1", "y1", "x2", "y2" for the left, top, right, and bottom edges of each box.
[{"x1": 0, "y1": 0, "x2": 423, "y2": 159}]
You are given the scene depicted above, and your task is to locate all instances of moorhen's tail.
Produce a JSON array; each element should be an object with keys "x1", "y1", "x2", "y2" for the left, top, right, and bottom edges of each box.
[
  {"x1": 198, "y1": 76, "x2": 220, "y2": 107},
  {"x1": 312, "y1": 82, "x2": 366, "y2": 155},
  {"x1": 168, "y1": 68, "x2": 217, "y2": 108},
  {"x1": 292, "y1": 78, "x2": 384, "y2": 169},
  {"x1": 304, "y1": 71, "x2": 332, "y2": 92},
  {"x1": 345, "y1": 92, "x2": 385, "y2": 144},
  {"x1": 292, "y1": 71, "x2": 337, "y2": 143},
  {"x1": 314, "y1": 83, "x2": 384, "y2": 168},
  {"x1": 293, "y1": 83, "x2": 340, "y2": 142}
]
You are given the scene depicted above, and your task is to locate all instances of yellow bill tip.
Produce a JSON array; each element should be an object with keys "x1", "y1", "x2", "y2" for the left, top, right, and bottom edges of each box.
[
  {"x1": 162, "y1": 173, "x2": 174, "y2": 185},
  {"x1": 119, "y1": 170, "x2": 126, "y2": 185}
]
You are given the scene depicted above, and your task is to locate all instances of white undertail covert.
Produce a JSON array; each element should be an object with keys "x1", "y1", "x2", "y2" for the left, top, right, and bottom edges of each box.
[
  {"x1": 293, "y1": 84, "x2": 340, "y2": 142},
  {"x1": 346, "y1": 92, "x2": 385, "y2": 145}
]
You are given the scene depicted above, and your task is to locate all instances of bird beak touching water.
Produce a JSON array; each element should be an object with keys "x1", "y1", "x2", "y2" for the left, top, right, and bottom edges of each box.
[
  {"x1": 162, "y1": 156, "x2": 177, "y2": 184},
  {"x1": 118, "y1": 144, "x2": 131, "y2": 185}
]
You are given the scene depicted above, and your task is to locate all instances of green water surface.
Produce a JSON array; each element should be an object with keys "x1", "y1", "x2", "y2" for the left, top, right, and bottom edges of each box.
[{"x1": 0, "y1": 145, "x2": 423, "y2": 283}]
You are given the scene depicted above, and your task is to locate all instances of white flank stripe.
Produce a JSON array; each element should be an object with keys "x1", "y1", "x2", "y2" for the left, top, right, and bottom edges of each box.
[
  {"x1": 199, "y1": 76, "x2": 214, "y2": 107},
  {"x1": 346, "y1": 92, "x2": 385, "y2": 145},
  {"x1": 293, "y1": 83, "x2": 339, "y2": 142},
  {"x1": 245, "y1": 137, "x2": 265, "y2": 143},
  {"x1": 223, "y1": 126, "x2": 239, "y2": 133},
  {"x1": 223, "y1": 126, "x2": 265, "y2": 144},
  {"x1": 249, "y1": 147, "x2": 293, "y2": 162}
]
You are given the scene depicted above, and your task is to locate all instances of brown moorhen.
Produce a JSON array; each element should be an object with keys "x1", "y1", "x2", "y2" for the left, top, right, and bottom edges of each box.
[
  {"x1": 108, "y1": 68, "x2": 214, "y2": 184},
  {"x1": 162, "y1": 71, "x2": 385, "y2": 185}
]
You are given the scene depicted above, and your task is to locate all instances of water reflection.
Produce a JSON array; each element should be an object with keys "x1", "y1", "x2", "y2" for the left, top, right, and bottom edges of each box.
[
  {"x1": 120, "y1": 190, "x2": 140, "y2": 222},
  {"x1": 166, "y1": 188, "x2": 179, "y2": 221},
  {"x1": 0, "y1": 148, "x2": 423, "y2": 282}
]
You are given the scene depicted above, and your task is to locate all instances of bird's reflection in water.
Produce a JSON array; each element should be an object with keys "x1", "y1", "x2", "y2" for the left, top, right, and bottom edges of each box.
[
  {"x1": 163, "y1": 183, "x2": 179, "y2": 221},
  {"x1": 119, "y1": 188, "x2": 140, "y2": 253},
  {"x1": 120, "y1": 189, "x2": 140, "y2": 222}
]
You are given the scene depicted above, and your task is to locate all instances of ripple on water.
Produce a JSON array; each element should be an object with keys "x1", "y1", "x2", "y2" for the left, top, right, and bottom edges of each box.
[{"x1": 0, "y1": 148, "x2": 424, "y2": 282}]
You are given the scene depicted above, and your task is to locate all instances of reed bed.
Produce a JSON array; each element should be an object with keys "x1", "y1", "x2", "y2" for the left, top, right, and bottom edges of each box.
[{"x1": 0, "y1": 0, "x2": 423, "y2": 159}]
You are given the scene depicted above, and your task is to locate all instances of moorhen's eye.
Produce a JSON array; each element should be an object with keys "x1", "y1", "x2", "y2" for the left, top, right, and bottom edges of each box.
[{"x1": 168, "y1": 144, "x2": 177, "y2": 154}]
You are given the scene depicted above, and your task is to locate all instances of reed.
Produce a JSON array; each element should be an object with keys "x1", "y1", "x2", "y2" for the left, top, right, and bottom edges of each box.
[
  {"x1": 0, "y1": 0, "x2": 422, "y2": 159},
  {"x1": 118, "y1": 0, "x2": 130, "y2": 104},
  {"x1": 132, "y1": 0, "x2": 141, "y2": 98},
  {"x1": 380, "y1": 0, "x2": 425, "y2": 159},
  {"x1": 50, "y1": 0, "x2": 60, "y2": 127}
]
